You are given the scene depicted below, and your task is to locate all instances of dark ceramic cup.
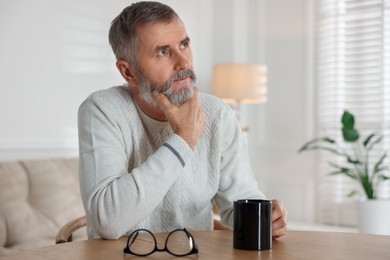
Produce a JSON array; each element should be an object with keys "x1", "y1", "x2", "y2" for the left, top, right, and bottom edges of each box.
[{"x1": 233, "y1": 199, "x2": 272, "y2": 250}]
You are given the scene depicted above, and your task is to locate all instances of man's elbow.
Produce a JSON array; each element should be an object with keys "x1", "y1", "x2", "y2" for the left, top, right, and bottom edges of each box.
[{"x1": 94, "y1": 221, "x2": 124, "y2": 239}]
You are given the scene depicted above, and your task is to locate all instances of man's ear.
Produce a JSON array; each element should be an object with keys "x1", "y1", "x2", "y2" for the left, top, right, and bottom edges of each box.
[{"x1": 116, "y1": 60, "x2": 137, "y2": 85}]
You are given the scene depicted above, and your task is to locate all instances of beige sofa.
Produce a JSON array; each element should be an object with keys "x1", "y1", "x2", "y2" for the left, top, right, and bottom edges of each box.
[{"x1": 0, "y1": 158, "x2": 87, "y2": 256}]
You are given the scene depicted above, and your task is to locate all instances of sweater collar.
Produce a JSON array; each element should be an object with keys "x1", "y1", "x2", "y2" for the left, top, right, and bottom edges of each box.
[{"x1": 134, "y1": 96, "x2": 171, "y2": 131}]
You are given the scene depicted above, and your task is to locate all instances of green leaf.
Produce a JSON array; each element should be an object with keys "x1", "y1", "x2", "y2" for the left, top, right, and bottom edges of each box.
[
  {"x1": 373, "y1": 153, "x2": 387, "y2": 174},
  {"x1": 366, "y1": 135, "x2": 383, "y2": 151},
  {"x1": 297, "y1": 137, "x2": 336, "y2": 153},
  {"x1": 303, "y1": 145, "x2": 359, "y2": 166},
  {"x1": 360, "y1": 174, "x2": 375, "y2": 199},
  {"x1": 341, "y1": 111, "x2": 359, "y2": 142},
  {"x1": 347, "y1": 190, "x2": 359, "y2": 197},
  {"x1": 341, "y1": 111, "x2": 355, "y2": 130},
  {"x1": 301, "y1": 145, "x2": 344, "y2": 156},
  {"x1": 347, "y1": 157, "x2": 361, "y2": 164},
  {"x1": 378, "y1": 174, "x2": 390, "y2": 181},
  {"x1": 329, "y1": 170, "x2": 358, "y2": 180},
  {"x1": 342, "y1": 128, "x2": 359, "y2": 142},
  {"x1": 375, "y1": 166, "x2": 388, "y2": 174},
  {"x1": 363, "y1": 133, "x2": 376, "y2": 147},
  {"x1": 328, "y1": 163, "x2": 358, "y2": 180}
]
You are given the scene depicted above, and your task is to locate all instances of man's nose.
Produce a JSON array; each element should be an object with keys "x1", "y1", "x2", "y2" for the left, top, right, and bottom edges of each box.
[{"x1": 174, "y1": 52, "x2": 191, "y2": 71}]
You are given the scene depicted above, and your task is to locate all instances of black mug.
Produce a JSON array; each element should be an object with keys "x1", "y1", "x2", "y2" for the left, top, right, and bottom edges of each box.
[{"x1": 233, "y1": 199, "x2": 272, "y2": 250}]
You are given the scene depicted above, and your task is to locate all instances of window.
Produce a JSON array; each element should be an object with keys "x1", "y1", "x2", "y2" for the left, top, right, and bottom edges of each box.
[{"x1": 316, "y1": 0, "x2": 390, "y2": 225}]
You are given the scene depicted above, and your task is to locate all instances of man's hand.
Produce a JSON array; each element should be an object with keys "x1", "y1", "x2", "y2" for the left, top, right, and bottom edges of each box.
[
  {"x1": 272, "y1": 199, "x2": 288, "y2": 238},
  {"x1": 154, "y1": 88, "x2": 206, "y2": 150}
]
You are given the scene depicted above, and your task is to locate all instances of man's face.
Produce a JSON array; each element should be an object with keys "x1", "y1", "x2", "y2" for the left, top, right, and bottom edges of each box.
[{"x1": 133, "y1": 19, "x2": 196, "y2": 106}]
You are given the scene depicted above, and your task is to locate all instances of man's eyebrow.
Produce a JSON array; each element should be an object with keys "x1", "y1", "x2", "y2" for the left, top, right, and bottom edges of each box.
[
  {"x1": 154, "y1": 44, "x2": 170, "y2": 53},
  {"x1": 153, "y1": 36, "x2": 191, "y2": 53},
  {"x1": 181, "y1": 36, "x2": 190, "y2": 44}
]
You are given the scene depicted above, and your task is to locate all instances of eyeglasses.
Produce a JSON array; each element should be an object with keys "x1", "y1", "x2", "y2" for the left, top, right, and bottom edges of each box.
[{"x1": 123, "y1": 228, "x2": 199, "y2": 257}]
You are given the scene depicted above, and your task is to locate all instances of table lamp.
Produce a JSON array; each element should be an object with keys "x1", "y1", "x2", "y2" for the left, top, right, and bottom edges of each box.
[{"x1": 212, "y1": 63, "x2": 267, "y2": 131}]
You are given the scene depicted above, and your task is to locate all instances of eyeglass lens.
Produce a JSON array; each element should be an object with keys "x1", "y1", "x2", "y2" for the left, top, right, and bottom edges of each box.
[
  {"x1": 165, "y1": 229, "x2": 194, "y2": 255},
  {"x1": 128, "y1": 230, "x2": 156, "y2": 256}
]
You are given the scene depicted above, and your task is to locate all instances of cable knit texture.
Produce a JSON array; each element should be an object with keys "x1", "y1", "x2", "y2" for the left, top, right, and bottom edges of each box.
[{"x1": 78, "y1": 85, "x2": 265, "y2": 239}]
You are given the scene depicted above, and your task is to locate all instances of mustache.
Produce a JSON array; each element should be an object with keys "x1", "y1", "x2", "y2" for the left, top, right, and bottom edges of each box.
[
  {"x1": 160, "y1": 69, "x2": 196, "y2": 94},
  {"x1": 172, "y1": 69, "x2": 196, "y2": 81}
]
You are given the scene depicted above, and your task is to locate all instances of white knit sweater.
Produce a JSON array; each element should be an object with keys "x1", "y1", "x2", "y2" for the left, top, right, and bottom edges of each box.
[{"x1": 78, "y1": 85, "x2": 265, "y2": 239}]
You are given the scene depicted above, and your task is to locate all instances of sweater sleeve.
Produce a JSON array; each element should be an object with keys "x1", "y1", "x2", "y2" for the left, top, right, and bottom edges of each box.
[
  {"x1": 213, "y1": 104, "x2": 266, "y2": 228},
  {"x1": 78, "y1": 92, "x2": 193, "y2": 239}
]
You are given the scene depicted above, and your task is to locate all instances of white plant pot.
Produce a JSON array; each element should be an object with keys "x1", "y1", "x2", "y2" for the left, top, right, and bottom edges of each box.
[{"x1": 358, "y1": 199, "x2": 390, "y2": 235}]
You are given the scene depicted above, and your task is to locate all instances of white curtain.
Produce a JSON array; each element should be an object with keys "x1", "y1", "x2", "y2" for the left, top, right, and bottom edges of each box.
[{"x1": 316, "y1": 0, "x2": 390, "y2": 225}]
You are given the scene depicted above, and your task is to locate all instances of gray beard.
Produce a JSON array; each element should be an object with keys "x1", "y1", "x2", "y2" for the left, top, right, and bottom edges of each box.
[{"x1": 137, "y1": 69, "x2": 196, "y2": 106}]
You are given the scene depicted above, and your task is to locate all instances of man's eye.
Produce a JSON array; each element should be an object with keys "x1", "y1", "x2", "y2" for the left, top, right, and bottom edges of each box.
[
  {"x1": 158, "y1": 49, "x2": 169, "y2": 56},
  {"x1": 180, "y1": 42, "x2": 188, "y2": 49}
]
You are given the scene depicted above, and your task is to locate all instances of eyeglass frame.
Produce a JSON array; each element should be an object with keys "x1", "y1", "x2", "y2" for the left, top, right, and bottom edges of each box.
[{"x1": 123, "y1": 228, "x2": 199, "y2": 257}]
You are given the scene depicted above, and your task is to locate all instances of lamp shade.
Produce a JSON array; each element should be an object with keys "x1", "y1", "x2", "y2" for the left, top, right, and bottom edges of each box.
[{"x1": 212, "y1": 64, "x2": 267, "y2": 104}]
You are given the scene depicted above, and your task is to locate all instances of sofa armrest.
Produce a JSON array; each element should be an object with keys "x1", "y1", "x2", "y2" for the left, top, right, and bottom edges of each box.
[{"x1": 56, "y1": 216, "x2": 87, "y2": 244}]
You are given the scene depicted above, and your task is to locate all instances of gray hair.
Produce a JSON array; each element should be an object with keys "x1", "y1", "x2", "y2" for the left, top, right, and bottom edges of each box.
[{"x1": 108, "y1": 1, "x2": 181, "y2": 68}]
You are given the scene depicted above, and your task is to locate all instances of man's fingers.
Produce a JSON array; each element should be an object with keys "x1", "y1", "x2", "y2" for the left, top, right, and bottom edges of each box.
[
  {"x1": 272, "y1": 213, "x2": 288, "y2": 230},
  {"x1": 272, "y1": 200, "x2": 287, "y2": 221},
  {"x1": 272, "y1": 227, "x2": 287, "y2": 238},
  {"x1": 153, "y1": 91, "x2": 172, "y2": 111},
  {"x1": 272, "y1": 200, "x2": 282, "y2": 221},
  {"x1": 271, "y1": 199, "x2": 288, "y2": 238}
]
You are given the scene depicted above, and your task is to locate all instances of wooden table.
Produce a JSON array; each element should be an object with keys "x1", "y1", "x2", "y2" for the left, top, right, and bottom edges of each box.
[{"x1": 1, "y1": 230, "x2": 389, "y2": 259}]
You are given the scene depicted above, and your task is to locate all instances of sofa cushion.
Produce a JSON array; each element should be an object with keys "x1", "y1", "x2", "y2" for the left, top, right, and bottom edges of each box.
[{"x1": 0, "y1": 158, "x2": 86, "y2": 256}]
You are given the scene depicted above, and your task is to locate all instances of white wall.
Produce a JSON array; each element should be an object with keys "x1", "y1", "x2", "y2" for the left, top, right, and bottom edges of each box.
[
  {"x1": 0, "y1": 0, "x2": 317, "y2": 223},
  {"x1": 0, "y1": 0, "x2": 127, "y2": 159}
]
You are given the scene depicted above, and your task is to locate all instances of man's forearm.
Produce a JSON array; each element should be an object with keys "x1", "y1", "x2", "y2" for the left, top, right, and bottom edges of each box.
[{"x1": 80, "y1": 135, "x2": 193, "y2": 239}]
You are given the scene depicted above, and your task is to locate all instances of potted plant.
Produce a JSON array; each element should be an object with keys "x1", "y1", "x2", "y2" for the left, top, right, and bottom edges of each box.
[{"x1": 298, "y1": 110, "x2": 390, "y2": 235}]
